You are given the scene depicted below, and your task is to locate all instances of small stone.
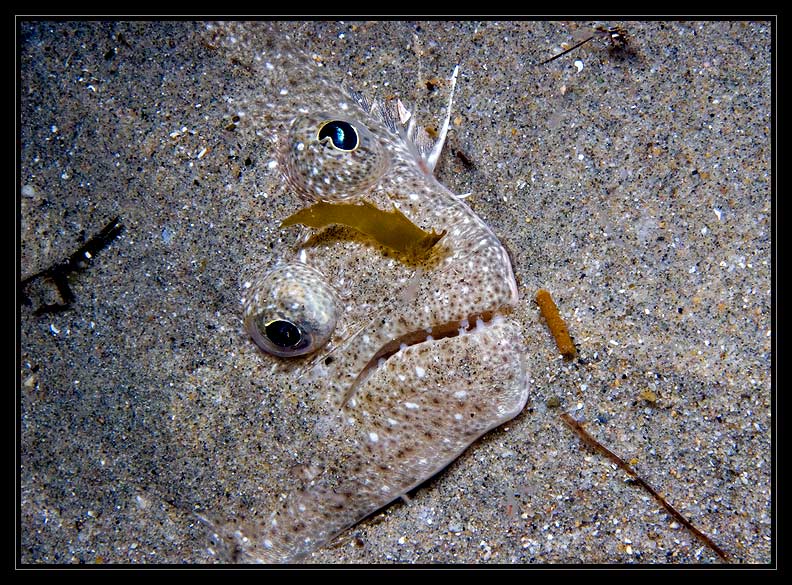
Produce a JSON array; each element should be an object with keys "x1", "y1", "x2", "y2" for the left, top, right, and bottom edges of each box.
[{"x1": 639, "y1": 389, "x2": 657, "y2": 403}]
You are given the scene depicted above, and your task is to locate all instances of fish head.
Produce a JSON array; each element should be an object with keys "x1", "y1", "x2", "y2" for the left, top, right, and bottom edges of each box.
[{"x1": 235, "y1": 50, "x2": 530, "y2": 562}]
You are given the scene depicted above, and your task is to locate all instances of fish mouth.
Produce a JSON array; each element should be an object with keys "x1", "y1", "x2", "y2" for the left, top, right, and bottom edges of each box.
[{"x1": 341, "y1": 309, "x2": 505, "y2": 407}]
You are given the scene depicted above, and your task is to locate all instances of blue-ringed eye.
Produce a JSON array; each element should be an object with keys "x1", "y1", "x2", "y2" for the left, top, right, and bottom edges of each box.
[
  {"x1": 317, "y1": 120, "x2": 359, "y2": 151},
  {"x1": 284, "y1": 113, "x2": 388, "y2": 201}
]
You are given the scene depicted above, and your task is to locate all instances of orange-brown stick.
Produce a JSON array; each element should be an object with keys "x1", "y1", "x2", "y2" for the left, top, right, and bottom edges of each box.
[{"x1": 535, "y1": 289, "x2": 576, "y2": 359}]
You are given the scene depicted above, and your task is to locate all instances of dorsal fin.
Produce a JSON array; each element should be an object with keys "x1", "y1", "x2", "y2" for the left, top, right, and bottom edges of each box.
[
  {"x1": 346, "y1": 66, "x2": 461, "y2": 174},
  {"x1": 426, "y1": 65, "x2": 459, "y2": 172}
]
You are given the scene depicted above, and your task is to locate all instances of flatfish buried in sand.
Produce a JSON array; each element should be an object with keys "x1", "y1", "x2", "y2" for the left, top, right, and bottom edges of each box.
[{"x1": 208, "y1": 24, "x2": 531, "y2": 563}]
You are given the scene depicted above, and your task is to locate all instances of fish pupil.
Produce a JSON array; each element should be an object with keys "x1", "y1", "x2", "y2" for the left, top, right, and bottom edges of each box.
[
  {"x1": 265, "y1": 319, "x2": 302, "y2": 348},
  {"x1": 318, "y1": 120, "x2": 358, "y2": 151}
]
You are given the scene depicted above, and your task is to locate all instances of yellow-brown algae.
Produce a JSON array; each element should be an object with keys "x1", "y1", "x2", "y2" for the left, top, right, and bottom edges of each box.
[
  {"x1": 535, "y1": 288, "x2": 576, "y2": 359},
  {"x1": 280, "y1": 200, "x2": 446, "y2": 261}
]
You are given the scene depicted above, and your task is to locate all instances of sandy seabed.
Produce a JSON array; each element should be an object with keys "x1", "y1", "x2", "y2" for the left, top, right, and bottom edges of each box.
[{"x1": 19, "y1": 20, "x2": 771, "y2": 565}]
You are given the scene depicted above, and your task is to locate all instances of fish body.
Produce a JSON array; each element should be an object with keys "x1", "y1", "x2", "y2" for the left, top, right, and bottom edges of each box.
[{"x1": 223, "y1": 24, "x2": 530, "y2": 562}]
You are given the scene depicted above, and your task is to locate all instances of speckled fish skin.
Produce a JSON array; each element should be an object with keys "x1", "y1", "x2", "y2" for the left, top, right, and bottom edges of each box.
[{"x1": 221, "y1": 23, "x2": 530, "y2": 563}]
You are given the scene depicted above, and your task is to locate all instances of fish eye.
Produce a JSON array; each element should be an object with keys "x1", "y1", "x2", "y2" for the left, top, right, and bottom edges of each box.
[
  {"x1": 317, "y1": 120, "x2": 359, "y2": 151},
  {"x1": 243, "y1": 264, "x2": 337, "y2": 358},
  {"x1": 282, "y1": 112, "x2": 389, "y2": 201},
  {"x1": 264, "y1": 319, "x2": 303, "y2": 348}
]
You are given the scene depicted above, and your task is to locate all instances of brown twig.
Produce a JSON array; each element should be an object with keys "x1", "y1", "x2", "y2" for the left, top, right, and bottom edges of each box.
[
  {"x1": 538, "y1": 35, "x2": 598, "y2": 66},
  {"x1": 20, "y1": 217, "x2": 124, "y2": 315},
  {"x1": 559, "y1": 412, "x2": 731, "y2": 563},
  {"x1": 538, "y1": 26, "x2": 630, "y2": 66}
]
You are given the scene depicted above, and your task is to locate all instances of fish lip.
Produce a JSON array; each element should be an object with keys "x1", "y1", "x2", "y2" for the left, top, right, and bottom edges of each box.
[{"x1": 340, "y1": 309, "x2": 507, "y2": 407}]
